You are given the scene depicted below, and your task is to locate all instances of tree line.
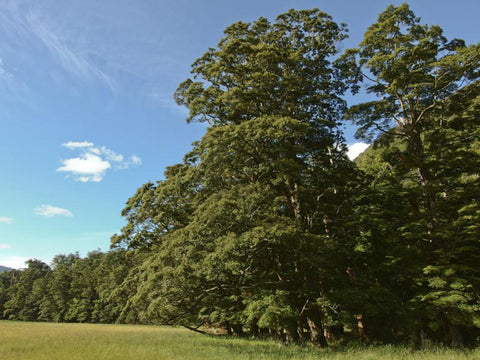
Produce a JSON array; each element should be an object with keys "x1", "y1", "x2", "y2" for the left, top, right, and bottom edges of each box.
[{"x1": 1, "y1": 4, "x2": 479, "y2": 347}]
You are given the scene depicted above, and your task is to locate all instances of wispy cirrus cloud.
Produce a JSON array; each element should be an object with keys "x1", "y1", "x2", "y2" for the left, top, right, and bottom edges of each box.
[
  {"x1": 0, "y1": 58, "x2": 13, "y2": 80},
  {"x1": 0, "y1": 217, "x2": 14, "y2": 224},
  {"x1": 62, "y1": 141, "x2": 94, "y2": 149},
  {"x1": 0, "y1": 1, "x2": 117, "y2": 92},
  {"x1": 26, "y1": 11, "x2": 116, "y2": 90},
  {"x1": 0, "y1": 244, "x2": 11, "y2": 249},
  {"x1": 34, "y1": 205, "x2": 73, "y2": 218},
  {"x1": 57, "y1": 141, "x2": 141, "y2": 182},
  {"x1": 0, "y1": 0, "x2": 181, "y2": 101},
  {"x1": 130, "y1": 155, "x2": 142, "y2": 166}
]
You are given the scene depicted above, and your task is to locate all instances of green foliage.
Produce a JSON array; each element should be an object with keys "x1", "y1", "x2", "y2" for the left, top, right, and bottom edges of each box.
[
  {"x1": 348, "y1": 3, "x2": 480, "y2": 345},
  {"x1": 112, "y1": 8, "x2": 361, "y2": 345},
  {"x1": 174, "y1": 9, "x2": 350, "y2": 126},
  {"x1": 2, "y1": 259, "x2": 51, "y2": 321}
]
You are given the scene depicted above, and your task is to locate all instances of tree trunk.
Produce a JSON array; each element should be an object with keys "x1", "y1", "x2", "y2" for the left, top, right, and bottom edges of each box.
[
  {"x1": 297, "y1": 320, "x2": 306, "y2": 343},
  {"x1": 407, "y1": 127, "x2": 437, "y2": 235},
  {"x1": 285, "y1": 324, "x2": 300, "y2": 344},
  {"x1": 231, "y1": 324, "x2": 244, "y2": 336},
  {"x1": 288, "y1": 181, "x2": 302, "y2": 224},
  {"x1": 357, "y1": 314, "x2": 367, "y2": 342},
  {"x1": 306, "y1": 308, "x2": 329, "y2": 347},
  {"x1": 324, "y1": 324, "x2": 344, "y2": 342},
  {"x1": 225, "y1": 321, "x2": 232, "y2": 336},
  {"x1": 249, "y1": 322, "x2": 259, "y2": 337},
  {"x1": 444, "y1": 320, "x2": 464, "y2": 347}
]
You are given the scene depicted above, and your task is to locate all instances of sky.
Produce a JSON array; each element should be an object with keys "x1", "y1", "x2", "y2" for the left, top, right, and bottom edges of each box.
[{"x1": 0, "y1": 0, "x2": 478, "y2": 269}]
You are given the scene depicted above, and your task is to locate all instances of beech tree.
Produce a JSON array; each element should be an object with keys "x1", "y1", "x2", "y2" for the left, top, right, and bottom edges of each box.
[
  {"x1": 114, "y1": 8, "x2": 361, "y2": 345},
  {"x1": 348, "y1": 3, "x2": 480, "y2": 345}
]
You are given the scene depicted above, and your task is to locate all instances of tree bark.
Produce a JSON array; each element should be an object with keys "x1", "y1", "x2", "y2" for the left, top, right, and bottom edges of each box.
[
  {"x1": 356, "y1": 314, "x2": 367, "y2": 342},
  {"x1": 297, "y1": 320, "x2": 306, "y2": 343},
  {"x1": 306, "y1": 308, "x2": 329, "y2": 347},
  {"x1": 406, "y1": 126, "x2": 437, "y2": 235},
  {"x1": 285, "y1": 324, "x2": 300, "y2": 343}
]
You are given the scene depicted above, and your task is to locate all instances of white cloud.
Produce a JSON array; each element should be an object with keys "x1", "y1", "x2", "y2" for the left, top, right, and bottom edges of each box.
[
  {"x1": 0, "y1": 244, "x2": 11, "y2": 249},
  {"x1": 0, "y1": 256, "x2": 30, "y2": 269},
  {"x1": 100, "y1": 146, "x2": 124, "y2": 163},
  {"x1": 347, "y1": 142, "x2": 370, "y2": 160},
  {"x1": 34, "y1": 204, "x2": 73, "y2": 218},
  {"x1": 57, "y1": 153, "x2": 111, "y2": 182},
  {"x1": 62, "y1": 141, "x2": 94, "y2": 149},
  {"x1": 57, "y1": 141, "x2": 141, "y2": 182},
  {"x1": 130, "y1": 155, "x2": 142, "y2": 165},
  {"x1": 0, "y1": 217, "x2": 14, "y2": 224},
  {"x1": 0, "y1": 255, "x2": 51, "y2": 270}
]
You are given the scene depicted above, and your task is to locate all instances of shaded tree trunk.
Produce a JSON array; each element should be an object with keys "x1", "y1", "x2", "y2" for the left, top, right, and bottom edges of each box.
[
  {"x1": 231, "y1": 324, "x2": 244, "y2": 336},
  {"x1": 357, "y1": 314, "x2": 367, "y2": 342},
  {"x1": 306, "y1": 308, "x2": 329, "y2": 347},
  {"x1": 324, "y1": 324, "x2": 344, "y2": 342},
  {"x1": 444, "y1": 319, "x2": 464, "y2": 347},
  {"x1": 297, "y1": 319, "x2": 306, "y2": 343},
  {"x1": 285, "y1": 324, "x2": 300, "y2": 344}
]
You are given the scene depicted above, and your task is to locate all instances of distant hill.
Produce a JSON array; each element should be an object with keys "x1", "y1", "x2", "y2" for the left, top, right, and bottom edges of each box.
[{"x1": 0, "y1": 265, "x2": 13, "y2": 273}]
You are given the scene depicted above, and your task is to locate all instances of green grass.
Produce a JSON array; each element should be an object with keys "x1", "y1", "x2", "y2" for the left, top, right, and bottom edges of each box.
[{"x1": 0, "y1": 321, "x2": 479, "y2": 360}]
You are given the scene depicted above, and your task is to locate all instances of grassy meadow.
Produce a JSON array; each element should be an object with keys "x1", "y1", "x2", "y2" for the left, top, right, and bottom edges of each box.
[{"x1": 0, "y1": 321, "x2": 479, "y2": 360}]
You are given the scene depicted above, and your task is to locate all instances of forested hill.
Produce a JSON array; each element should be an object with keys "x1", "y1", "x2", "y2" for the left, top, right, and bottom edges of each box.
[
  {"x1": 0, "y1": 266, "x2": 12, "y2": 273},
  {"x1": 0, "y1": 3, "x2": 479, "y2": 348}
]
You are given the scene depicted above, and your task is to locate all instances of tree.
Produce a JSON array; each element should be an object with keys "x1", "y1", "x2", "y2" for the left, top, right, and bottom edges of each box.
[
  {"x1": 347, "y1": 3, "x2": 480, "y2": 345},
  {"x1": 174, "y1": 9, "x2": 353, "y2": 128},
  {"x1": 115, "y1": 8, "x2": 362, "y2": 345},
  {"x1": 3, "y1": 259, "x2": 51, "y2": 321},
  {"x1": 36, "y1": 253, "x2": 81, "y2": 322},
  {"x1": 92, "y1": 249, "x2": 142, "y2": 324},
  {"x1": 0, "y1": 269, "x2": 19, "y2": 319},
  {"x1": 64, "y1": 251, "x2": 103, "y2": 323}
]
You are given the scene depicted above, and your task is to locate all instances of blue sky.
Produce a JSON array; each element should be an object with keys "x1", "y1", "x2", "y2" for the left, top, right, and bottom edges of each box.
[{"x1": 0, "y1": 0, "x2": 478, "y2": 268}]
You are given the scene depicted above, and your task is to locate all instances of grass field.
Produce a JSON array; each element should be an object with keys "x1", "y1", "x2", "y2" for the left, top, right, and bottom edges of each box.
[{"x1": 1, "y1": 321, "x2": 479, "y2": 360}]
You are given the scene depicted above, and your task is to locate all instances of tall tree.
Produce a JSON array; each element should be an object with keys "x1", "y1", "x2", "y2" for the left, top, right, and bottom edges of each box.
[
  {"x1": 116, "y1": 8, "x2": 360, "y2": 345},
  {"x1": 347, "y1": 3, "x2": 480, "y2": 345}
]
